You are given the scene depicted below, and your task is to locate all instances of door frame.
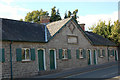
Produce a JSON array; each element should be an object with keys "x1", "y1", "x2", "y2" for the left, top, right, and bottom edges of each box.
[
  {"x1": 49, "y1": 49, "x2": 57, "y2": 69},
  {"x1": 87, "y1": 49, "x2": 92, "y2": 65},
  {"x1": 115, "y1": 50, "x2": 118, "y2": 61},
  {"x1": 37, "y1": 48, "x2": 46, "y2": 71},
  {"x1": 94, "y1": 49, "x2": 98, "y2": 64}
]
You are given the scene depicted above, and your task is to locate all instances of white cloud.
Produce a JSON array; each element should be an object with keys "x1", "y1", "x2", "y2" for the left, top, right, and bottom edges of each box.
[
  {"x1": 77, "y1": 11, "x2": 118, "y2": 31},
  {"x1": 0, "y1": 0, "x2": 31, "y2": 20},
  {"x1": 1, "y1": 0, "x2": 14, "y2": 5}
]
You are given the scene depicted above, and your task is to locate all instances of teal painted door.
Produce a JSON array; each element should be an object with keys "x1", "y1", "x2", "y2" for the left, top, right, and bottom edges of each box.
[
  {"x1": 115, "y1": 50, "x2": 118, "y2": 61},
  {"x1": 93, "y1": 50, "x2": 97, "y2": 65},
  {"x1": 50, "y1": 50, "x2": 55, "y2": 70},
  {"x1": 38, "y1": 50, "x2": 44, "y2": 71},
  {"x1": 88, "y1": 50, "x2": 91, "y2": 65}
]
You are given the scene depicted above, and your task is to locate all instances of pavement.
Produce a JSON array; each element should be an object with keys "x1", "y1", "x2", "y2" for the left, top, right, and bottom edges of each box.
[{"x1": 34, "y1": 61, "x2": 119, "y2": 78}]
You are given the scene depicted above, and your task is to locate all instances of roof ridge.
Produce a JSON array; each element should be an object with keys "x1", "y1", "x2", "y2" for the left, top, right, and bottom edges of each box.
[
  {"x1": 1, "y1": 17, "x2": 44, "y2": 26},
  {"x1": 47, "y1": 17, "x2": 72, "y2": 25}
]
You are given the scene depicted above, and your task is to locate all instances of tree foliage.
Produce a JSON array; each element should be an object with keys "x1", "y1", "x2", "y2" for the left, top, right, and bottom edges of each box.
[
  {"x1": 110, "y1": 20, "x2": 120, "y2": 44},
  {"x1": 73, "y1": 9, "x2": 78, "y2": 20},
  {"x1": 64, "y1": 9, "x2": 78, "y2": 21},
  {"x1": 68, "y1": 11, "x2": 72, "y2": 18},
  {"x1": 64, "y1": 11, "x2": 68, "y2": 19},
  {"x1": 89, "y1": 20, "x2": 120, "y2": 45},
  {"x1": 20, "y1": 19, "x2": 23, "y2": 21},
  {"x1": 25, "y1": 9, "x2": 49, "y2": 23},
  {"x1": 23, "y1": 6, "x2": 78, "y2": 23},
  {"x1": 50, "y1": 6, "x2": 61, "y2": 22}
]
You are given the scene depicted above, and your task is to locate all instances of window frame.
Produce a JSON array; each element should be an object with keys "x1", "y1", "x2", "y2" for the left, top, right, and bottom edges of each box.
[
  {"x1": 114, "y1": 49, "x2": 118, "y2": 60},
  {"x1": 62, "y1": 49, "x2": 68, "y2": 59},
  {"x1": 49, "y1": 49, "x2": 57, "y2": 69},
  {"x1": 87, "y1": 49, "x2": 92, "y2": 65},
  {"x1": 22, "y1": 48, "x2": 31, "y2": 61}
]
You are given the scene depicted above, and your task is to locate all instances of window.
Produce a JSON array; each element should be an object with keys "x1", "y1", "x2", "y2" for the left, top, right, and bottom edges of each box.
[
  {"x1": 22, "y1": 48, "x2": 31, "y2": 61},
  {"x1": 79, "y1": 49, "x2": 83, "y2": 58},
  {"x1": 110, "y1": 49, "x2": 114, "y2": 57},
  {"x1": 62, "y1": 49, "x2": 68, "y2": 59},
  {"x1": 76, "y1": 49, "x2": 86, "y2": 59},
  {"x1": 99, "y1": 49, "x2": 105, "y2": 57},
  {"x1": 59, "y1": 49, "x2": 71, "y2": 59},
  {"x1": 100, "y1": 49, "x2": 104, "y2": 57}
]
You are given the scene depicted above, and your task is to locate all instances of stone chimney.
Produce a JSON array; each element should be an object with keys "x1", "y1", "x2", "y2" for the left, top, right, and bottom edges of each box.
[
  {"x1": 40, "y1": 15, "x2": 50, "y2": 25},
  {"x1": 79, "y1": 23, "x2": 85, "y2": 31}
]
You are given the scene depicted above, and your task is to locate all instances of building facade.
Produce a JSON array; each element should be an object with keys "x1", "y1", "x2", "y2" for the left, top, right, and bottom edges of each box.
[{"x1": 0, "y1": 17, "x2": 118, "y2": 79}]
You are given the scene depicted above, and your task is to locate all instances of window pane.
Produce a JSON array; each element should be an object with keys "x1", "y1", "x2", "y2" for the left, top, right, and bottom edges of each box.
[
  {"x1": 26, "y1": 49, "x2": 30, "y2": 59},
  {"x1": 64, "y1": 50, "x2": 67, "y2": 58},
  {"x1": 22, "y1": 49, "x2": 25, "y2": 60},
  {"x1": 62, "y1": 51, "x2": 64, "y2": 58},
  {"x1": 80, "y1": 49, "x2": 83, "y2": 58}
]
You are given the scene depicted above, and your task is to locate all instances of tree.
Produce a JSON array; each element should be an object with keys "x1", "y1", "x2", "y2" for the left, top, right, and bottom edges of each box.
[
  {"x1": 24, "y1": 9, "x2": 49, "y2": 23},
  {"x1": 89, "y1": 20, "x2": 120, "y2": 45},
  {"x1": 64, "y1": 9, "x2": 78, "y2": 21},
  {"x1": 50, "y1": 6, "x2": 61, "y2": 22},
  {"x1": 73, "y1": 9, "x2": 78, "y2": 20},
  {"x1": 110, "y1": 20, "x2": 120, "y2": 44},
  {"x1": 56, "y1": 9, "x2": 61, "y2": 20},
  {"x1": 68, "y1": 11, "x2": 72, "y2": 18},
  {"x1": 20, "y1": 19, "x2": 23, "y2": 21},
  {"x1": 64, "y1": 11, "x2": 68, "y2": 19},
  {"x1": 89, "y1": 20, "x2": 107, "y2": 38}
]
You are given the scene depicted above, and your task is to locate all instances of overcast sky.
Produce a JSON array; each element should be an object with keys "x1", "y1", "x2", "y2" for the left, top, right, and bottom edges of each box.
[{"x1": 0, "y1": 0, "x2": 119, "y2": 31}]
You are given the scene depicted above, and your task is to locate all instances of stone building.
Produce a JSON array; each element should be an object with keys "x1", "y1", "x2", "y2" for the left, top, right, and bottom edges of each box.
[{"x1": 0, "y1": 17, "x2": 118, "y2": 79}]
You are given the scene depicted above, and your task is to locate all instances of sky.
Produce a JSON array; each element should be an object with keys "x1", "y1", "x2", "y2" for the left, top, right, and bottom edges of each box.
[{"x1": 0, "y1": 0, "x2": 119, "y2": 31}]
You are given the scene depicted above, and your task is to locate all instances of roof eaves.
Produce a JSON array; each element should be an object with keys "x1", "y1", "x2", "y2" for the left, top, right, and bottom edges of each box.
[
  {"x1": 2, "y1": 39, "x2": 46, "y2": 43},
  {"x1": 92, "y1": 44, "x2": 118, "y2": 47}
]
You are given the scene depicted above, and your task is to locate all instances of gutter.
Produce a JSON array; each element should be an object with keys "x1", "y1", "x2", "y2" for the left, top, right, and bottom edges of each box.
[{"x1": 10, "y1": 41, "x2": 13, "y2": 80}]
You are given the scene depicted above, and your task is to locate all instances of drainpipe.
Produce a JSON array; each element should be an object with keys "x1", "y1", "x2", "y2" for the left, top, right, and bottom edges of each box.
[
  {"x1": 45, "y1": 25, "x2": 48, "y2": 42},
  {"x1": 10, "y1": 41, "x2": 13, "y2": 80}
]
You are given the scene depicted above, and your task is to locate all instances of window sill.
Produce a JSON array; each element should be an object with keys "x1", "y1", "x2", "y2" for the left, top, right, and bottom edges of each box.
[
  {"x1": 100, "y1": 56, "x2": 104, "y2": 58},
  {"x1": 110, "y1": 55, "x2": 113, "y2": 57},
  {"x1": 79, "y1": 57, "x2": 84, "y2": 59},
  {"x1": 62, "y1": 58, "x2": 68, "y2": 61},
  {"x1": 22, "y1": 59, "x2": 31, "y2": 62}
]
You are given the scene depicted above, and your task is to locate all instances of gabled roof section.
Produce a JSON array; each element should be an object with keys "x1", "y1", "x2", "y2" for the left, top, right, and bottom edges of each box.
[
  {"x1": 1, "y1": 18, "x2": 46, "y2": 42},
  {"x1": 85, "y1": 31, "x2": 117, "y2": 46},
  {"x1": 46, "y1": 17, "x2": 117, "y2": 46},
  {"x1": 46, "y1": 18, "x2": 71, "y2": 37}
]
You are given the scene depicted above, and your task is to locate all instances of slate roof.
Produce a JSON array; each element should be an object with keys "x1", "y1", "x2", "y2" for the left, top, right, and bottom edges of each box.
[
  {"x1": 85, "y1": 31, "x2": 116, "y2": 46},
  {"x1": 1, "y1": 17, "x2": 117, "y2": 46},
  {"x1": 1, "y1": 18, "x2": 46, "y2": 42},
  {"x1": 47, "y1": 18, "x2": 71, "y2": 37}
]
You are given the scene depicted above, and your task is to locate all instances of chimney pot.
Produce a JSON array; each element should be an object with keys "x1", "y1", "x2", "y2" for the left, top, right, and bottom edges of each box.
[{"x1": 79, "y1": 23, "x2": 85, "y2": 31}]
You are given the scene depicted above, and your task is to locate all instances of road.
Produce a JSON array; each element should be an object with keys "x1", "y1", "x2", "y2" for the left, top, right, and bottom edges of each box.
[
  {"x1": 34, "y1": 62, "x2": 119, "y2": 80},
  {"x1": 64, "y1": 65, "x2": 118, "y2": 78}
]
